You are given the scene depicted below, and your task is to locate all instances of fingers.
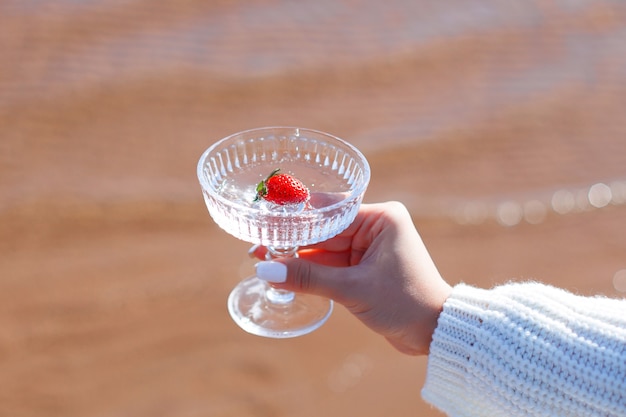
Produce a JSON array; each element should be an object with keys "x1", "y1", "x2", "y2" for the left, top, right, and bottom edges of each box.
[
  {"x1": 247, "y1": 244, "x2": 267, "y2": 260},
  {"x1": 296, "y1": 248, "x2": 352, "y2": 267},
  {"x1": 256, "y1": 258, "x2": 354, "y2": 303},
  {"x1": 246, "y1": 203, "x2": 385, "y2": 262},
  {"x1": 248, "y1": 244, "x2": 353, "y2": 267}
]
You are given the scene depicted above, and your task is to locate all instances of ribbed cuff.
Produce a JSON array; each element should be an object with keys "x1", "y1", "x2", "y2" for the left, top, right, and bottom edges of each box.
[{"x1": 421, "y1": 284, "x2": 493, "y2": 417}]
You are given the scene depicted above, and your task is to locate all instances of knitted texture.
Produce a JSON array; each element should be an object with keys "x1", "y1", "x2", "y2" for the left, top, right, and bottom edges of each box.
[{"x1": 422, "y1": 282, "x2": 626, "y2": 417}]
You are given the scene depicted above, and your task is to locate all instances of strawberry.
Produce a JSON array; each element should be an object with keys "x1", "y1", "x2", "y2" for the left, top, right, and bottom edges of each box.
[{"x1": 254, "y1": 168, "x2": 310, "y2": 205}]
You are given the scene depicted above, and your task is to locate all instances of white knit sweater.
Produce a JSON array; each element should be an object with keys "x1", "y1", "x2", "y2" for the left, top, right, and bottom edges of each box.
[{"x1": 422, "y1": 282, "x2": 626, "y2": 417}]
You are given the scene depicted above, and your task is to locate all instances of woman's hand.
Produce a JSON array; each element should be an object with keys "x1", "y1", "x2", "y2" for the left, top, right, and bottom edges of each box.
[{"x1": 251, "y1": 201, "x2": 452, "y2": 356}]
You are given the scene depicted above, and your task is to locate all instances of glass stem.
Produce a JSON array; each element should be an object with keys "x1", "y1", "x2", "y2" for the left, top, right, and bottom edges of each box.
[{"x1": 264, "y1": 246, "x2": 297, "y2": 304}]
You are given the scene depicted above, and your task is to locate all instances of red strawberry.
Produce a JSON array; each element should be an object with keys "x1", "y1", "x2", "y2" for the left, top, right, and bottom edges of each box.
[{"x1": 254, "y1": 168, "x2": 310, "y2": 205}]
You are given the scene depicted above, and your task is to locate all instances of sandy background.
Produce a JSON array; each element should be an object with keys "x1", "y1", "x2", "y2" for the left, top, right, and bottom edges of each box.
[{"x1": 2, "y1": 1, "x2": 626, "y2": 416}]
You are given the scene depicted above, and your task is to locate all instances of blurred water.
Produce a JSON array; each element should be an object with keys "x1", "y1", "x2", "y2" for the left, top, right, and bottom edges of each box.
[{"x1": 1, "y1": 1, "x2": 626, "y2": 417}]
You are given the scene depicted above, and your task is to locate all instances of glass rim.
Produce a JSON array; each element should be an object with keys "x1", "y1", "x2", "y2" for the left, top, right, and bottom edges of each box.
[{"x1": 196, "y1": 126, "x2": 371, "y2": 217}]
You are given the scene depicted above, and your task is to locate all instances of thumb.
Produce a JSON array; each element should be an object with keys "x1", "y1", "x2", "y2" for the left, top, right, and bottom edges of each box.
[{"x1": 255, "y1": 259, "x2": 352, "y2": 302}]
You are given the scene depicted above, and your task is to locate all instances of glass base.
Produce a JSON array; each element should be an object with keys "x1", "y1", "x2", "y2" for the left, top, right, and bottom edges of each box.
[{"x1": 227, "y1": 275, "x2": 333, "y2": 338}]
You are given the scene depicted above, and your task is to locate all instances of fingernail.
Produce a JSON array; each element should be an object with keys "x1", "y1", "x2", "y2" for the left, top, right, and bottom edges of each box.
[
  {"x1": 247, "y1": 244, "x2": 260, "y2": 258},
  {"x1": 256, "y1": 261, "x2": 287, "y2": 283}
]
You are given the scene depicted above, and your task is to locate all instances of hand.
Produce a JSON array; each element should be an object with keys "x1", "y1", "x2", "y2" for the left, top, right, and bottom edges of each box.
[{"x1": 251, "y1": 201, "x2": 452, "y2": 356}]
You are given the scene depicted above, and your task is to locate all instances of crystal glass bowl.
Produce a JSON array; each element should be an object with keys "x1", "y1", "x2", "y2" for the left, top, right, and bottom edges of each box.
[
  {"x1": 197, "y1": 127, "x2": 370, "y2": 338},
  {"x1": 198, "y1": 127, "x2": 370, "y2": 247}
]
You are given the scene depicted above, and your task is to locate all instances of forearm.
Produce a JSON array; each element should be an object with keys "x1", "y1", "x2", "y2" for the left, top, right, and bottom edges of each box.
[{"x1": 422, "y1": 282, "x2": 626, "y2": 417}]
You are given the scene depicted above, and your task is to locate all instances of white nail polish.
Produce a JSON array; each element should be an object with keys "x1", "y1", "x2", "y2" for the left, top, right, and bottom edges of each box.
[
  {"x1": 247, "y1": 244, "x2": 260, "y2": 258},
  {"x1": 256, "y1": 261, "x2": 287, "y2": 283}
]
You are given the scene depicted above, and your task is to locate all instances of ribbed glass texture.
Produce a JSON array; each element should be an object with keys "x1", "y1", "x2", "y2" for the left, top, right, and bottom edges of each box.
[{"x1": 197, "y1": 127, "x2": 370, "y2": 248}]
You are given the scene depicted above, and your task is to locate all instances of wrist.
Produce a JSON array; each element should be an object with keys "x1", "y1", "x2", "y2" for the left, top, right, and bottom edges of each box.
[
  {"x1": 424, "y1": 281, "x2": 453, "y2": 353},
  {"x1": 387, "y1": 281, "x2": 452, "y2": 356}
]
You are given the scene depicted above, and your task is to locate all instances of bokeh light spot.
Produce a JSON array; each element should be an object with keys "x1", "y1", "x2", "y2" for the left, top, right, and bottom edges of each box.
[
  {"x1": 613, "y1": 269, "x2": 626, "y2": 293},
  {"x1": 497, "y1": 201, "x2": 523, "y2": 226},
  {"x1": 551, "y1": 189, "x2": 575, "y2": 214},
  {"x1": 523, "y1": 200, "x2": 547, "y2": 224},
  {"x1": 610, "y1": 181, "x2": 626, "y2": 204},
  {"x1": 588, "y1": 183, "x2": 612, "y2": 208}
]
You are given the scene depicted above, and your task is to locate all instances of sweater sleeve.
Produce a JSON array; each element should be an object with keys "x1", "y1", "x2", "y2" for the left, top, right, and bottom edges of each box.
[{"x1": 421, "y1": 282, "x2": 626, "y2": 417}]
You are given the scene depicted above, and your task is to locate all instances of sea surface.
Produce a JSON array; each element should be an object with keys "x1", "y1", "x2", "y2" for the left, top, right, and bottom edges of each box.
[{"x1": 1, "y1": 1, "x2": 626, "y2": 416}]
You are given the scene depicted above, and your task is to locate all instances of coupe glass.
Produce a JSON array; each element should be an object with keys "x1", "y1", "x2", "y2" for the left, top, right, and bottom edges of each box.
[{"x1": 197, "y1": 127, "x2": 370, "y2": 338}]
